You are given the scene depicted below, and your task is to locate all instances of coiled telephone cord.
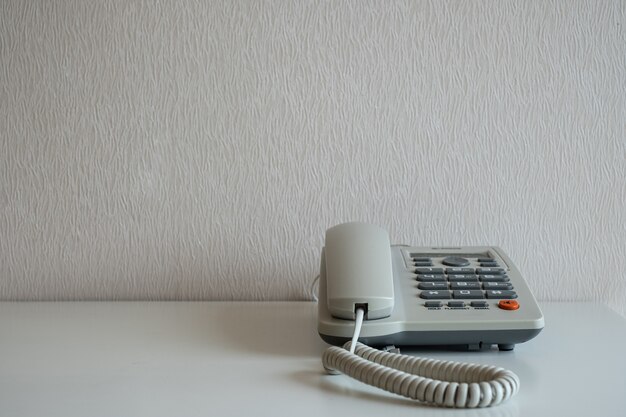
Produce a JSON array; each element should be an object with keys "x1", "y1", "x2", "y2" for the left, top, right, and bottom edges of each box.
[{"x1": 322, "y1": 308, "x2": 520, "y2": 408}]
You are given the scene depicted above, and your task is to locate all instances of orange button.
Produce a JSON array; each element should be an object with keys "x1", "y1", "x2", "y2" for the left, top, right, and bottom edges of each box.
[{"x1": 498, "y1": 300, "x2": 520, "y2": 310}]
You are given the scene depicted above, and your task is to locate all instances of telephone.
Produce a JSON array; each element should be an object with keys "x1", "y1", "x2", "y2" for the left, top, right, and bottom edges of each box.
[{"x1": 317, "y1": 222, "x2": 544, "y2": 408}]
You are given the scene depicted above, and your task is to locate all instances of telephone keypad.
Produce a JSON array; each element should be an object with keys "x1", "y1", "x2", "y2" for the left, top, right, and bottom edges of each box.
[{"x1": 415, "y1": 256, "x2": 517, "y2": 303}]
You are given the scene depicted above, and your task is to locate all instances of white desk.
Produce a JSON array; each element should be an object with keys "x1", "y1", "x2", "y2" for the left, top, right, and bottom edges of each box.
[{"x1": 0, "y1": 302, "x2": 624, "y2": 417}]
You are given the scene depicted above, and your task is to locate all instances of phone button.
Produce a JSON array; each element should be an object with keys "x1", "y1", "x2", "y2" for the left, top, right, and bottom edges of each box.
[
  {"x1": 424, "y1": 301, "x2": 443, "y2": 308},
  {"x1": 470, "y1": 301, "x2": 489, "y2": 308},
  {"x1": 445, "y1": 267, "x2": 475, "y2": 274},
  {"x1": 448, "y1": 274, "x2": 479, "y2": 282},
  {"x1": 498, "y1": 300, "x2": 520, "y2": 310},
  {"x1": 447, "y1": 301, "x2": 465, "y2": 308},
  {"x1": 416, "y1": 274, "x2": 446, "y2": 282},
  {"x1": 485, "y1": 290, "x2": 518, "y2": 299},
  {"x1": 413, "y1": 257, "x2": 432, "y2": 262},
  {"x1": 476, "y1": 267, "x2": 505, "y2": 275},
  {"x1": 413, "y1": 257, "x2": 433, "y2": 266},
  {"x1": 452, "y1": 290, "x2": 484, "y2": 299},
  {"x1": 418, "y1": 282, "x2": 448, "y2": 290},
  {"x1": 420, "y1": 290, "x2": 452, "y2": 299},
  {"x1": 415, "y1": 267, "x2": 444, "y2": 274},
  {"x1": 441, "y1": 257, "x2": 470, "y2": 267},
  {"x1": 482, "y1": 282, "x2": 514, "y2": 290},
  {"x1": 450, "y1": 282, "x2": 481, "y2": 289},
  {"x1": 479, "y1": 275, "x2": 510, "y2": 282}
]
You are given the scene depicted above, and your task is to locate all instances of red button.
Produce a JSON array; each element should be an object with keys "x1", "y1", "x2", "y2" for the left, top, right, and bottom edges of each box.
[{"x1": 498, "y1": 300, "x2": 520, "y2": 310}]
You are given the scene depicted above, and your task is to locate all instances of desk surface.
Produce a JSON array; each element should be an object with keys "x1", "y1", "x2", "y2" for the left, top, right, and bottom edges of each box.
[{"x1": 0, "y1": 302, "x2": 625, "y2": 417}]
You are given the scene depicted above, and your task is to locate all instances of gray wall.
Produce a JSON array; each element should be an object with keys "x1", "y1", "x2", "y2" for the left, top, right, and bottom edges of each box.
[{"x1": 1, "y1": 1, "x2": 625, "y2": 316}]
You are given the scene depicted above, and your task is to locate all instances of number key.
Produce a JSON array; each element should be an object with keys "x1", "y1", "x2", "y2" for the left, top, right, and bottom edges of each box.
[
  {"x1": 418, "y1": 282, "x2": 448, "y2": 290},
  {"x1": 483, "y1": 282, "x2": 513, "y2": 290},
  {"x1": 448, "y1": 274, "x2": 479, "y2": 282},
  {"x1": 416, "y1": 267, "x2": 444, "y2": 274},
  {"x1": 420, "y1": 290, "x2": 452, "y2": 299},
  {"x1": 485, "y1": 290, "x2": 517, "y2": 299},
  {"x1": 479, "y1": 275, "x2": 510, "y2": 282},
  {"x1": 445, "y1": 267, "x2": 475, "y2": 274},
  {"x1": 416, "y1": 274, "x2": 447, "y2": 282},
  {"x1": 452, "y1": 290, "x2": 485, "y2": 299},
  {"x1": 450, "y1": 282, "x2": 481, "y2": 290},
  {"x1": 476, "y1": 267, "x2": 505, "y2": 275}
]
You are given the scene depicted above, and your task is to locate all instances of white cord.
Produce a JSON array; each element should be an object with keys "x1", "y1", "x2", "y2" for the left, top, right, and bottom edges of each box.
[
  {"x1": 310, "y1": 275, "x2": 320, "y2": 302},
  {"x1": 322, "y1": 308, "x2": 520, "y2": 408},
  {"x1": 349, "y1": 308, "x2": 365, "y2": 354}
]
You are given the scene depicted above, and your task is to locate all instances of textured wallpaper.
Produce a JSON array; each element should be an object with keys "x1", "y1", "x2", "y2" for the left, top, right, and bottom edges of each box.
[{"x1": 1, "y1": 0, "x2": 625, "y2": 316}]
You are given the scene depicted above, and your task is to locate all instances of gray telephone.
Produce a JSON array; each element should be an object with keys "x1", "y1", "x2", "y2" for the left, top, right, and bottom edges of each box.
[{"x1": 317, "y1": 222, "x2": 544, "y2": 408}]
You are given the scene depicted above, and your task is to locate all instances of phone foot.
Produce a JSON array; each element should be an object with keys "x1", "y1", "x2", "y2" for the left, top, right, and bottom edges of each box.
[{"x1": 498, "y1": 343, "x2": 515, "y2": 351}]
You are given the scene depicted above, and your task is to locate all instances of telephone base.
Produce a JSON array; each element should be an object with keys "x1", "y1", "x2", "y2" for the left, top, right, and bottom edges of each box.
[{"x1": 317, "y1": 226, "x2": 544, "y2": 353}]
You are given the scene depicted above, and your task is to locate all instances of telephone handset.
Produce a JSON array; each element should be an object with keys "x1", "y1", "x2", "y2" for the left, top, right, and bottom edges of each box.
[
  {"x1": 318, "y1": 222, "x2": 544, "y2": 408},
  {"x1": 324, "y1": 222, "x2": 394, "y2": 320}
]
